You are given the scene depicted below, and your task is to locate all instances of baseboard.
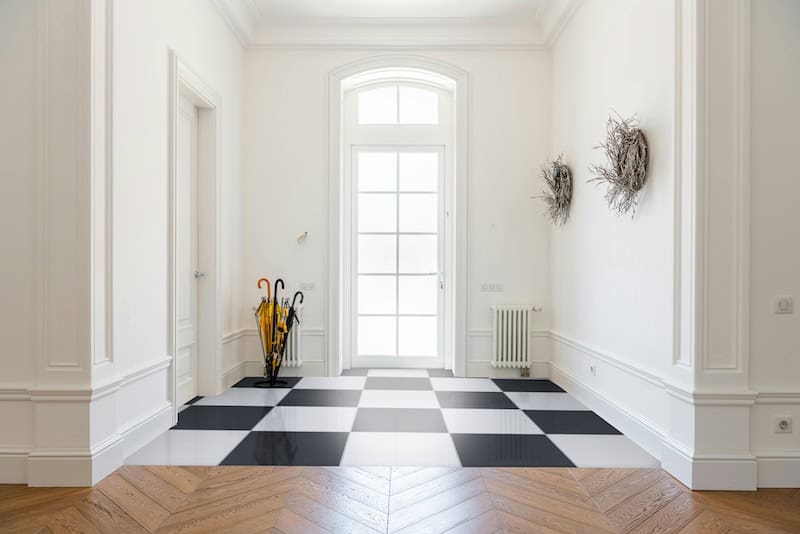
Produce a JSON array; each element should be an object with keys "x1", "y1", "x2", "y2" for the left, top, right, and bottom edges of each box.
[
  {"x1": 755, "y1": 453, "x2": 800, "y2": 487},
  {"x1": 548, "y1": 362, "x2": 666, "y2": 463},
  {"x1": 0, "y1": 450, "x2": 29, "y2": 484},
  {"x1": 119, "y1": 403, "x2": 174, "y2": 460},
  {"x1": 240, "y1": 360, "x2": 325, "y2": 378}
]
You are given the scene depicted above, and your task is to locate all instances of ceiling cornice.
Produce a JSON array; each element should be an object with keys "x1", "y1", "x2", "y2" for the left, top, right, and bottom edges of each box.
[{"x1": 211, "y1": 0, "x2": 582, "y2": 51}]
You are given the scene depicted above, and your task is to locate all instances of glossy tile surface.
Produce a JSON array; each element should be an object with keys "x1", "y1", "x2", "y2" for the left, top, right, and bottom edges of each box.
[
  {"x1": 367, "y1": 368, "x2": 429, "y2": 377},
  {"x1": 340, "y1": 432, "x2": 461, "y2": 466},
  {"x1": 525, "y1": 410, "x2": 622, "y2": 434},
  {"x1": 442, "y1": 409, "x2": 543, "y2": 434},
  {"x1": 358, "y1": 389, "x2": 440, "y2": 409},
  {"x1": 172, "y1": 406, "x2": 272, "y2": 430},
  {"x1": 126, "y1": 371, "x2": 657, "y2": 468},
  {"x1": 252, "y1": 406, "x2": 357, "y2": 432},
  {"x1": 435, "y1": 391, "x2": 518, "y2": 409},
  {"x1": 451, "y1": 434, "x2": 575, "y2": 467},
  {"x1": 364, "y1": 377, "x2": 433, "y2": 390},
  {"x1": 193, "y1": 387, "x2": 290, "y2": 407},
  {"x1": 294, "y1": 376, "x2": 367, "y2": 390},
  {"x1": 278, "y1": 388, "x2": 362, "y2": 407},
  {"x1": 352, "y1": 408, "x2": 448, "y2": 432},
  {"x1": 221, "y1": 431, "x2": 349, "y2": 466},
  {"x1": 505, "y1": 391, "x2": 586, "y2": 411},
  {"x1": 126, "y1": 430, "x2": 248, "y2": 465},
  {"x1": 548, "y1": 434, "x2": 660, "y2": 467},
  {"x1": 429, "y1": 377, "x2": 502, "y2": 392}
]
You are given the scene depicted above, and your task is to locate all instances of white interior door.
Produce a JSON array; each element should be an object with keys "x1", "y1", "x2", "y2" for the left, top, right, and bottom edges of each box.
[
  {"x1": 351, "y1": 147, "x2": 445, "y2": 368},
  {"x1": 176, "y1": 97, "x2": 200, "y2": 404}
]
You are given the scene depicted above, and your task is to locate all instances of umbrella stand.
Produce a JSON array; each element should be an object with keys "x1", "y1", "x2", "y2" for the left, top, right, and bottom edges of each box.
[{"x1": 254, "y1": 278, "x2": 290, "y2": 388}]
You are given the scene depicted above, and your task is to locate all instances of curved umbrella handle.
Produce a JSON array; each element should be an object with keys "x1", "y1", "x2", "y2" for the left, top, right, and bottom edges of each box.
[
  {"x1": 257, "y1": 278, "x2": 271, "y2": 300},
  {"x1": 273, "y1": 278, "x2": 285, "y2": 306},
  {"x1": 291, "y1": 291, "x2": 304, "y2": 309}
]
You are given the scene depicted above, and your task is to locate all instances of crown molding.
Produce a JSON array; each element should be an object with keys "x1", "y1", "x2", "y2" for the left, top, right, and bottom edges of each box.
[
  {"x1": 541, "y1": 0, "x2": 584, "y2": 49},
  {"x1": 208, "y1": 0, "x2": 258, "y2": 47},
  {"x1": 211, "y1": 0, "x2": 582, "y2": 50}
]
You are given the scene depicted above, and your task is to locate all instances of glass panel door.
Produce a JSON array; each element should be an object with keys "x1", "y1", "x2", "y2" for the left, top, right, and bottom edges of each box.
[{"x1": 352, "y1": 147, "x2": 444, "y2": 367}]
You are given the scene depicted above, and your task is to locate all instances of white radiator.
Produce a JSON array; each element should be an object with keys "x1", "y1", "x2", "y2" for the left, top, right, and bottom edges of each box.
[
  {"x1": 283, "y1": 324, "x2": 302, "y2": 368},
  {"x1": 491, "y1": 305, "x2": 534, "y2": 368}
]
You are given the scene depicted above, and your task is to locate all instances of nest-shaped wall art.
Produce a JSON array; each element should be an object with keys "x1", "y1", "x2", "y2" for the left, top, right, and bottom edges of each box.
[
  {"x1": 589, "y1": 113, "x2": 649, "y2": 216},
  {"x1": 539, "y1": 155, "x2": 572, "y2": 226}
]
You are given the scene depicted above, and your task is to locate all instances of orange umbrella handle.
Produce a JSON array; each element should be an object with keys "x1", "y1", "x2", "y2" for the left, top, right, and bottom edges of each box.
[{"x1": 257, "y1": 278, "x2": 271, "y2": 300}]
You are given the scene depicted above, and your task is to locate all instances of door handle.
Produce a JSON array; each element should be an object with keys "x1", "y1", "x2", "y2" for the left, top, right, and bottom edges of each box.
[{"x1": 194, "y1": 271, "x2": 206, "y2": 279}]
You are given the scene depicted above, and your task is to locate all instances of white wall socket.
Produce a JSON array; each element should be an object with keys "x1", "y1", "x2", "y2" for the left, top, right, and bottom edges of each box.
[
  {"x1": 298, "y1": 282, "x2": 315, "y2": 291},
  {"x1": 774, "y1": 295, "x2": 794, "y2": 314},
  {"x1": 480, "y1": 283, "x2": 504, "y2": 292},
  {"x1": 774, "y1": 416, "x2": 793, "y2": 434}
]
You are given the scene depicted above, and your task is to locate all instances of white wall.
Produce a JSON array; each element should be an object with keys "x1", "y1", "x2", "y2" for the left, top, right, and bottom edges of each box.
[
  {"x1": 0, "y1": 0, "x2": 244, "y2": 485},
  {"x1": 548, "y1": 0, "x2": 675, "y2": 444},
  {"x1": 239, "y1": 48, "x2": 552, "y2": 376},
  {"x1": 749, "y1": 0, "x2": 800, "y2": 479}
]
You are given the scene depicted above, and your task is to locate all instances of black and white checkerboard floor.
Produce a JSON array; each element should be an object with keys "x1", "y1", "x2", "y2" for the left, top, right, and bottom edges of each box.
[{"x1": 126, "y1": 369, "x2": 658, "y2": 468}]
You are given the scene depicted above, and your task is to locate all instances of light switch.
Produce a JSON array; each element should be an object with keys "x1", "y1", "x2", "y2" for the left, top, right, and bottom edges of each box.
[{"x1": 774, "y1": 295, "x2": 794, "y2": 315}]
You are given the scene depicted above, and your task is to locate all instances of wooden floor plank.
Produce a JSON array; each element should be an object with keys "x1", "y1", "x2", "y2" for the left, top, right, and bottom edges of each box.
[
  {"x1": 96, "y1": 474, "x2": 171, "y2": 532},
  {"x1": 606, "y1": 476, "x2": 683, "y2": 532},
  {"x1": 2, "y1": 467, "x2": 798, "y2": 534},
  {"x1": 629, "y1": 491, "x2": 702, "y2": 534},
  {"x1": 388, "y1": 477, "x2": 487, "y2": 532}
]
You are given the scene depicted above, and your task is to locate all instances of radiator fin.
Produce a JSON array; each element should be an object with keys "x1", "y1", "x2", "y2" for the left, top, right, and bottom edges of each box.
[{"x1": 491, "y1": 305, "x2": 533, "y2": 368}]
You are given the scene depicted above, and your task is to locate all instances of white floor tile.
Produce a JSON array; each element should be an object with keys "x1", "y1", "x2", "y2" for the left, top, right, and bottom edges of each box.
[
  {"x1": 252, "y1": 406, "x2": 357, "y2": 432},
  {"x1": 367, "y1": 369, "x2": 429, "y2": 377},
  {"x1": 340, "y1": 432, "x2": 461, "y2": 466},
  {"x1": 126, "y1": 430, "x2": 248, "y2": 465},
  {"x1": 430, "y1": 378, "x2": 501, "y2": 392},
  {"x1": 294, "y1": 377, "x2": 367, "y2": 390},
  {"x1": 358, "y1": 390, "x2": 440, "y2": 408},
  {"x1": 193, "y1": 388, "x2": 290, "y2": 407},
  {"x1": 442, "y1": 409, "x2": 543, "y2": 434},
  {"x1": 505, "y1": 392, "x2": 586, "y2": 411},
  {"x1": 548, "y1": 434, "x2": 660, "y2": 468}
]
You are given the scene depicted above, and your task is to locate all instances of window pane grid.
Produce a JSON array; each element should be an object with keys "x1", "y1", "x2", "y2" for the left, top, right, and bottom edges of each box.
[{"x1": 356, "y1": 148, "x2": 440, "y2": 358}]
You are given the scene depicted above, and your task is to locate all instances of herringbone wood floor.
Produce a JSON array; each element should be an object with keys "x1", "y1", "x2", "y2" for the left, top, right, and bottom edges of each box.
[{"x1": 1, "y1": 467, "x2": 798, "y2": 533}]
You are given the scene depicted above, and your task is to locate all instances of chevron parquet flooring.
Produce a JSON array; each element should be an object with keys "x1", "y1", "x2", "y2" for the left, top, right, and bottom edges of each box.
[{"x1": 1, "y1": 466, "x2": 799, "y2": 533}]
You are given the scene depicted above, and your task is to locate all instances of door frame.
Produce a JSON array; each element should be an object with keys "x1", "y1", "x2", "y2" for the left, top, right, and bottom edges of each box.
[
  {"x1": 168, "y1": 51, "x2": 223, "y2": 424},
  {"x1": 327, "y1": 55, "x2": 470, "y2": 377}
]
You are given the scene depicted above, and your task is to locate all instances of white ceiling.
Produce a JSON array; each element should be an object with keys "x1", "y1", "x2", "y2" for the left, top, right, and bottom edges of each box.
[{"x1": 251, "y1": 0, "x2": 551, "y2": 20}]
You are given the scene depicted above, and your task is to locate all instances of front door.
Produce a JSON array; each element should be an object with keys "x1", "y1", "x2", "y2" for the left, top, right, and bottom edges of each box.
[
  {"x1": 176, "y1": 96, "x2": 200, "y2": 404},
  {"x1": 351, "y1": 147, "x2": 445, "y2": 368}
]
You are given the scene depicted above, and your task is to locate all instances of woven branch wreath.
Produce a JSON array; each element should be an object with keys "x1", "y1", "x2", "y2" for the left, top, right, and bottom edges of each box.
[
  {"x1": 539, "y1": 154, "x2": 572, "y2": 226},
  {"x1": 589, "y1": 113, "x2": 649, "y2": 216}
]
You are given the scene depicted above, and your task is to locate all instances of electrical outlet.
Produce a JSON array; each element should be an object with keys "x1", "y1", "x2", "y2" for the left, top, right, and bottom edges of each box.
[
  {"x1": 774, "y1": 416, "x2": 793, "y2": 434},
  {"x1": 480, "y1": 283, "x2": 504, "y2": 292},
  {"x1": 774, "y1": 295, "x2": 794, "y2": 314},
  {"x1": 589, "y1": 364, "x2": 597, "y2": 376},
  {"x1": 299, "y1": 282, "x2": 316, "y2": 291}
]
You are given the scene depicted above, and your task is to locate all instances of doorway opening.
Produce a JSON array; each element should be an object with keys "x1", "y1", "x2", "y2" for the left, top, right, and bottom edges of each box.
[
  {"x1": 168, "y1": 52, "x2": 223, "y2": 422},
  {"x1": 332, "y1": 62, "x2": 466, "y2": 372}
]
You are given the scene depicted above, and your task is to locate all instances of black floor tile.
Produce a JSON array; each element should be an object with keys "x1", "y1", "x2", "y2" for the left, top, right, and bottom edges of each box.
[
  {"x1": 340, "y1": 368, "x2": 369, "y2": 376},
  {"x1": 524, "y1": 410, "x2": 621, "y2": 434},
  {"x1": 232, "y1": 376, "x2": 302, "y2": 388},
  {"x1": 184, "y1": 396, "x2": 203, "y2": 405},
  {"x1": 491, "y1": 379, "x2": 565, "y2": 392},
  {"x1": 426, "y1": 369, "x2": 455, "y2": 377},
  {"x1": 278, "y1": 389, "x2": 362, "y2": 407},
  {"x1": 220, "y1": 431, "x2": 348, "y2": 466},
  {"x1": 436, "y1": 391, "x2": 518, "y2": 409},
  {"x1": 352, "y1": 408, "x2": 447, "y2": 432},
  {"x1": 364, "y1": 377, "x2": 432, "y2": 390},
  {"x1": 451, "y1": 434, "x2": 575, "y2": 467},
  {"x1": 173, "y1": 406, "x2": 272, "y2": 430}
]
